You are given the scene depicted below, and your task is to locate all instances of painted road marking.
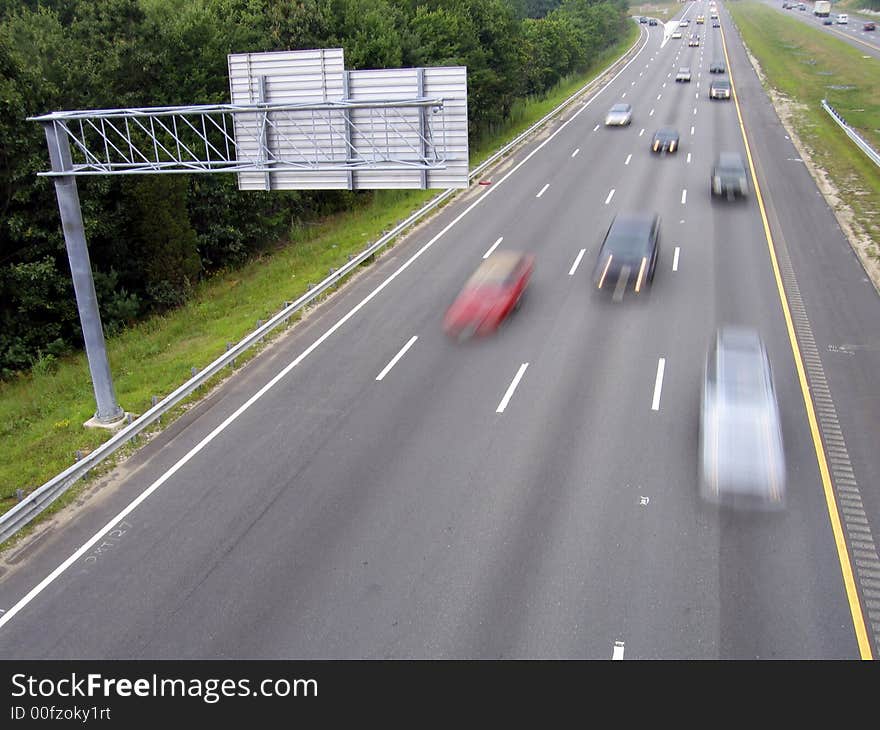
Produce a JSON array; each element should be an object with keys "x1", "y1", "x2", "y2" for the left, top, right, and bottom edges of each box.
[
  {"x1": 639, "y1": 128, "x2": 645, "y2": 136},
  {"x1": 650, "y1": 108, "x2": 655, "y2": 116},
  {"x1": 719, "y1": 20, "x2": 872, "y2": 658},
  {"x1": 691, "y1": 126, "x2": 695, "y2": 135},
  {"x1": 605, "y1": 189, "x2": 615, "y2": 205},
  {"x1": 569, "y1": 249, "x2": 586, "y2": 276},
  {"x1": 652, "y1": 358, "x2": 666, "y2": 411},
  {"x1": 593, "y1": 124, "x2": 600, "y2": 131},
  {"x1": 681, "y1": 189, "x2": 687, "y2": 205},
  {"x1": 536, "y1": 183, "x2": 550, "y2": 198},
  {"x1": 687, "y1": 152, "x2": 692, "y2": 164},
  {"x1": 483, "y1": 236, "x2": 503, "y2": 259},
  {"x1": 613, "y1": 641, "x2": 625, "y2": 660},
  {"x1": 497, "y1": 363, "x2": 529, "y2": 413},
  {"x1": 376, "y1": 336, "x2": 418, "y2": 381},
  {"x1": 0, "y1": 17, "x2": 657, "y2": 636},
  {"x1": 625, "y1": 154, "x2": 632, "y2": 165},
  {"x1": 571, "y1": 148, "x2": 580, "y2": 158},
  {"x1": 673, "y1": 246, "x2": 680, "y2": 271}
]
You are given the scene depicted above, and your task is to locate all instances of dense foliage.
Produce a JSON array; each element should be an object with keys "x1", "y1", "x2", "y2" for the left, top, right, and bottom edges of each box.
[{"x1": 0, "y1": 0, "x2": 630, "y2": 377}]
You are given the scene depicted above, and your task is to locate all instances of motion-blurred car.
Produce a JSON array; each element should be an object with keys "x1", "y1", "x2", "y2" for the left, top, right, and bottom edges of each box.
[
  {"x1": 713, "y1": 19, "x2": 720, "y2": 27},
  {"x1": 709, "y1": 60, "x2": 726, "y2": 73},
  {"x1": 823, "y1": 17, "x2": 833, "y2": 24},
  {"x1": 699, "y1": 327, "x2": 786, "y2": 511},
  {"x1": 651, "y1": 127, "x2": 680, "y2": 153},
  {"x1": 649, "y1": 18, "x2": 658, "y2": 26},
  {"x1": 671, "y1": 29, "x2": 683, "y2": 39},
  {"x1": 638, "y1": 15, "x2": 647, "y2": 23},
  {"x1": 696, "y1": 15, "x2": 705, "y2": 24},
  {"x1": 676, "y1": 66, "x2": 692, "y2": 82},
  {"x1": 679, "y1": 19, "x2": 689, "y2": 27},
  {"x1": 443, "y1": 251, "x2": 534, "y2": 340},
  {"x1": 605, "y1": 102, "x2": 633, "y2": 126},
  {"x1": 688, "y1": 34, "x2": 700, "y2": 46},
  {"x1": 709, "y1": 79, "x2": 731, "y2": 99},
  {"x1": 865, "y1": 21, "x2": 876, "y2": 31},
  {"x1": 592, "y1": 213, "x2": 660, "y2": 295},
  {"x1": 711, "y1": 152, "x2": 749, "y2": 199}
]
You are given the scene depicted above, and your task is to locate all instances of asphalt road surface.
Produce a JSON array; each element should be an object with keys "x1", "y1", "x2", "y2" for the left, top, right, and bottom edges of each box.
[{"x1": 1, "y1": 1, "x2": 878, "y2": 659}]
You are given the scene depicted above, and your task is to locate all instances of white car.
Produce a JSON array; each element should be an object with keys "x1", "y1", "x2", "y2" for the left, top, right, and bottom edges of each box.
[
  {"x1": 699, "y1": 327, "x2": 786, "y2": 511},
  {"x1": 672, "y1": 30, "x2": 683, "y2": 39},
  {"x1": 675, "y1": 67, "x2": 692, "y2": 82},
  {"x1": 836, "y1": 13, "x2": 848, "y2": 24},
  {"x1": 604, "y1": 103, "x2": 633, "y2": 126}
]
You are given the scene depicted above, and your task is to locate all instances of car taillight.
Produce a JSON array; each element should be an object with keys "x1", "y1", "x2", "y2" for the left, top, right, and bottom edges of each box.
[
  {"x1": 635, "y1": 257, "x2": 648, "y2": 293},
  {"x1": 597, "y1": 254, "x2": 613, "y2": 289}
]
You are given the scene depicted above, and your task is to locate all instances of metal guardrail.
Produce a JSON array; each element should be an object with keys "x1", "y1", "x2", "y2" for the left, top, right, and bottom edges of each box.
[
  {"x1": 0, "y1": 29, "x2": 647, "y2": 545},
  {"x1": 822, "y1": 99, "x2": 880, "y2": 168}
]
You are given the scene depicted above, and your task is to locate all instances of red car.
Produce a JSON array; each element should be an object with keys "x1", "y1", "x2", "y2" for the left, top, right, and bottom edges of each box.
[
  {"x1": 443, "y1": 251, "x2": 534, "y2": 339},
  {"x1": 864, "y1": 22, "x2": 876, "y2": 31}
]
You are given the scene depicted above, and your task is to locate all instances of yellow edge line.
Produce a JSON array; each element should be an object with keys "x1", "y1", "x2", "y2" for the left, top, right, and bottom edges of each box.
[
  {"x1": 720, "y1": 20, "x2": 873, "y2": 659},
  {"x1": 828, "y1": 27, "x2": 880, "y2": 53}
]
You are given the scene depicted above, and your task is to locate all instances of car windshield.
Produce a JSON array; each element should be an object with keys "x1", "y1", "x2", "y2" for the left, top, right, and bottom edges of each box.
[
  {"x1": 714, "y1": 81, "x2": 730, "y2": 88},
  {"x1": 719, "y1": 348, "x2": 767, "y2": 404},
  {"x1": 679, "y1": 68, "x2": 689, "y2": 73},
  {"x1": 610, "y1": 104, "x2": 629, "y2": 113},
  {"x1": 605, "y1": 220, "x2": 652, "y2": 256}
]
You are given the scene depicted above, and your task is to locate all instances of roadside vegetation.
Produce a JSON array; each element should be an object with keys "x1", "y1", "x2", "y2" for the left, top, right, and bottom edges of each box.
[
  {"x1": 728, "y1": 2, "x2": 880, "y2": 279},
  {"x1": 0, "y1": 8, "x2": 639, "y2": 521},
  {"x1": 629, "y1": 1, "x2": 684, "y2": 20}
]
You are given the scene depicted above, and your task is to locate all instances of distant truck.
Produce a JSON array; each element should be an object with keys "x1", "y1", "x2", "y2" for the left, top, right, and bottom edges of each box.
[{"x1": 813, "y1": 1, "x2": 831, "y2": 17}]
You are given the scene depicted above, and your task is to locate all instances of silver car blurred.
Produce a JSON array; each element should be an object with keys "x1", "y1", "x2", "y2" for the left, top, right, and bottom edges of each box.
[
  {"x1": 604, "y1": 103, "x2": 632, "y2": 126},
  {"x1": 699, "y1": 327, "x2": 786, "y2": 511}
]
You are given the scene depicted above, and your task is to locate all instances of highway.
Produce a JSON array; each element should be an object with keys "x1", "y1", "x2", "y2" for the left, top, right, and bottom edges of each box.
[
  {"x1": 759, "y1": 0, "x2": 880, "y2": 60},
  {"x1": 0, "y1": 1, "x2": 877, "y2": 659}
]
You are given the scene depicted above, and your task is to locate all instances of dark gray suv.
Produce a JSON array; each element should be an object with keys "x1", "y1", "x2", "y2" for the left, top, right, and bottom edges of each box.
[{"x1": 711, "y1": 152, "x2": 749, "y2": 200}]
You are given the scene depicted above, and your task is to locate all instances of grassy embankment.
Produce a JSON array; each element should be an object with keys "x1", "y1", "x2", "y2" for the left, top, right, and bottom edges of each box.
[
  {"x1": 629, "y1": 1, "x2": 685, "y2": 21},
  {"x1": 728, "y1": 2, "x2": 880, "y2": 268},
  {"x1": 0, "y1": 22, "x2": 639, "y2": 524}
]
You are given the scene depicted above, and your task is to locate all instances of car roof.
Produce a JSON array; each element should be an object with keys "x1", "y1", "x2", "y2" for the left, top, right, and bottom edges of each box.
[
  {"x1": 610, "y1": 103, "x2": 631, "y2": 111},
  {"x1": 466, "y1": 251, "x2": 525, "y2": 286},
  {"x1": 603, "y1": 213, "x2": 659, "y2": 252},
  {"x1": 711, "y1": 79, "x2": 730, "y2": 86},
  {"x1": 714, "y1": 327, "x2": 771, "y2": 401},
  {"x1": 679, "y1": 66, "x2": 690, "y2": 71}
]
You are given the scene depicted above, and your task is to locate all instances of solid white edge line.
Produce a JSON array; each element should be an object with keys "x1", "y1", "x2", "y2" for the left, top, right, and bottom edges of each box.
[
  {"x1": 569, "y1": 249, "x2": 587, "y2": 276},
  {"x1": 612, "y1": 641, "x2": 625, "y2": 660},
  {"x1": 673, "y1": 246, "x2": 680, "y2": 271},
  {"x1": 605, "y1": 189, "x2": 615, "y2": 205},
  {"x1": 536, "y1": 183, "x2": 550, "y2": 198},
  {"x1": 0, "y1": 28, "x2": 655, "y2": 634},
  {"x1": 497, "y1": 363, "x2": 529, "y2": 414},
  {"x1": 483, "y1": 236, "x2": 504, "y2": 259},
  {"x1": 652, "y1": 358, "x2": 666, "y2": 411},
  {"x1": 625, "y1": 153, "x2": 632, "y2": 165},
  {"x1": 376, "y1": 336, "x2": 418, "y2": 381}
]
